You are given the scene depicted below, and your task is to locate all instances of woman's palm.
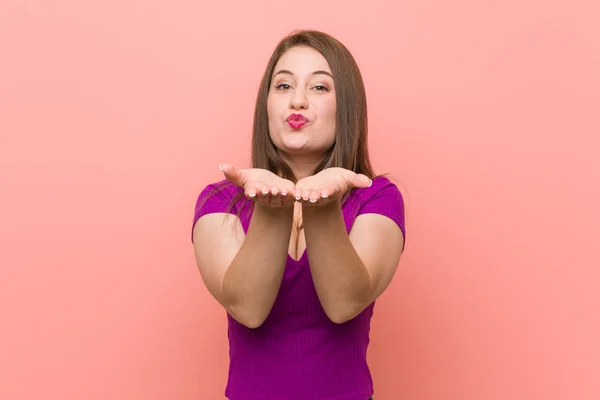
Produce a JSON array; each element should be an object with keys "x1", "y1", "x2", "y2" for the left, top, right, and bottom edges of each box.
[{"x1": 219, "y1": 163, "x2": 296, "y2": 207}]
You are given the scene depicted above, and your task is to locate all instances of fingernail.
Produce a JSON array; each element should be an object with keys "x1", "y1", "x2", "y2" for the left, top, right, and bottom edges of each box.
[
  {"x1": 262, "y1": 190, "x2": 269, "y2": 194},
  {"x1": 309, "y1": 199, "x2": 317, "y2": 203},
  {"x1": 368, "y1": 179, "x2": 373, "y2": 187},
  {"x1": 295, "y1": 196, "x2": 301, "y2": 201},
  {"x1": 321, "y1": 194, "x2": 328, "y2": 198},
  {"x1": 281, "y1": 191, "x2": 287, "y2": 196},
  {"x1": 219, "y1": 164, "x2": 223, "y2": 171},
  {"x1": 248, "y1": 193, "x2": 256, "y2": 198}
]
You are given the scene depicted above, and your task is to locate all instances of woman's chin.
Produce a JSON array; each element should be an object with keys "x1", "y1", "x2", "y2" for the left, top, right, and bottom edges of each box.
[{"x1": 279, "y1": 137, "x2": 311, "y2": 152}]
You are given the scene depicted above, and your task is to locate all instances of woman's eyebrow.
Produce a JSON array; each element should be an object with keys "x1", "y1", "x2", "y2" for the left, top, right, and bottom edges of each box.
[{"x1": 272, "y1": 69, "x2": 334, "y2": 79}]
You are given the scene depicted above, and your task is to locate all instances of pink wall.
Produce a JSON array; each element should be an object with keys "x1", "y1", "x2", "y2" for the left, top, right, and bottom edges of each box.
[{"x1": 1, "y1": 1, "x2": 599, "y2": 399}]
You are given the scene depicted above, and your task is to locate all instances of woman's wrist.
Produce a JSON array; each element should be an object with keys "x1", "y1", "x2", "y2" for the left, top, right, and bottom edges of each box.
[
  {"x1": 302, "y1": 198, "x2": 342, "y2": 217},
  {"x1": 253, "y1": 201, "x2": 295, "y2": 218}
]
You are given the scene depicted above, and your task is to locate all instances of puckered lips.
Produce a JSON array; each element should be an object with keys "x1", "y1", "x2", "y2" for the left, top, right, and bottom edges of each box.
[{"x1": 286, "y1": 113, "x2": 309, "y2": 129}]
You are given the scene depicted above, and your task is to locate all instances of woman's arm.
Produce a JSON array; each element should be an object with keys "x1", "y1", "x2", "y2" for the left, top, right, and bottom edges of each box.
[
  {"x1": 193, "y1": 204, "x2": 294, "y2": 329},
  {"x1": 193, "y1": 164, "x2": 296, "y2": 329},
  {"x1": 303, "y1": 201, "x2": 404, "y2": 323}
]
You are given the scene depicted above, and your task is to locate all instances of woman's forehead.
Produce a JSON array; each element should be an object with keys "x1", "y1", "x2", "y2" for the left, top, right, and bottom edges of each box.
[{"x1": 274, "y1": 46, "x2": 332, "y2": 76}]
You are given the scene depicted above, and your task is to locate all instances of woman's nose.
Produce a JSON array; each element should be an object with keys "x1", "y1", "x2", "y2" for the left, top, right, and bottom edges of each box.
[{"x1": 290, "y1": 90, "x2": 308, "y2": 110}]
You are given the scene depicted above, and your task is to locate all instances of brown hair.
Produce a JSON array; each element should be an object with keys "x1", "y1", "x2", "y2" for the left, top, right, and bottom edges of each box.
[{"x1": 200, "y1": 30, "x2": 376, "y2": 221}]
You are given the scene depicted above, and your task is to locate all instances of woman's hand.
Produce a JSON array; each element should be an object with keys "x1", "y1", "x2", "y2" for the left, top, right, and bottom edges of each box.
[
  {"x1": 219, "y1": 163, "x2": 296, "y2": 208},
  {"x1": 294, "y1": 167, "x2": 372, "y2": 207}
]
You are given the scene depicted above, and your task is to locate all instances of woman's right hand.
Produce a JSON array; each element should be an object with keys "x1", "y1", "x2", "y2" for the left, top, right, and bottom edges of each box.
[{"x1": 219, "y1": 163, "x2": 296, "y2": 208}]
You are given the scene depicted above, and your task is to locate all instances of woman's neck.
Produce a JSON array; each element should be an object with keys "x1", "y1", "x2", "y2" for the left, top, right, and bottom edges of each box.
[{"x1": 279, "y1": 152, "x2": 325, "y2": 181}]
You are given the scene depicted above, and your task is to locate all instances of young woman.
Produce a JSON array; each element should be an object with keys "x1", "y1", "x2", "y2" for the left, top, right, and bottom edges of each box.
[{"x1": 192, "y1": 30, "x2": 406, "y2": 400}]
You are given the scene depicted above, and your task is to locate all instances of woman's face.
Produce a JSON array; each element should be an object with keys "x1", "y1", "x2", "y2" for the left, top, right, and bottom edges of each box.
[{"x1": 267, "y1": 46, "x2": 336, "y2": 159}]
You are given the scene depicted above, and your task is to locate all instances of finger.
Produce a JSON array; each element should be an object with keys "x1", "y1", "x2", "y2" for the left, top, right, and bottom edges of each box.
[
  {"x1": 350, "y1": 173, "x2": 372, "y2": 189},
  {"x1": 294, "y1": 187, "x2": 302, "y2": 201},
  {"x1": 254, "y1": 187, "x2": 270, "y2": 204},
  {"x1": 259, "y1": 184, "x2": 271, "y2": 196},
  {"x1": 246, "y1": 182, "x2": 261, "y2": 199},
  {"x1": 320, "y1": 182, "x2": 341, "y2": 198},
  {"x1": 245, "y1": 189, "x2": 257, "y2": 199},
  {"x1": 220, "y1": 163, "x2": 245, "y2": 187},
  {"x1": 279, "y1": 185, "x2": 289, "y2": 197},
  {"x1": 301, "y1": 188, "x2": 312, "y2": 201},
  {"x1": 308, "y1": 189, "x2": 321, "y2": 203},
  {"x1": 244, "y1": 182, "x2": 258, "y2": 199},
  {"x1": 280, "y1": 179, "x2": 295, "y2": 195}
]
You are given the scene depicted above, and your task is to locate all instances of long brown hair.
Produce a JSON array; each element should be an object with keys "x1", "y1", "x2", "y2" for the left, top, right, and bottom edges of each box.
[
  {"x1": 200, "y1": 30, "x2": 376, "y2": 221},
  {"x1": 253, "y1": 29, "x2": 374, "y2": 181}
]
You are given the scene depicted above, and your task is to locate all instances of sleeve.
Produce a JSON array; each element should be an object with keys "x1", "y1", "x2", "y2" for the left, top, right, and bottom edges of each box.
[
  {"x1": 191, "y1": 182, "x2": 234, "y2": 243},
  {"x1": 356, "y1": 178, "x2": 406, "y2": 250}
]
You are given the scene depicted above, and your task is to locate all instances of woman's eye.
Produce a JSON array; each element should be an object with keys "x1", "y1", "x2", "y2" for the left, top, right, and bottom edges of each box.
[{"x1": 274, "y1": 83, "x2": 329, "y2": 92}]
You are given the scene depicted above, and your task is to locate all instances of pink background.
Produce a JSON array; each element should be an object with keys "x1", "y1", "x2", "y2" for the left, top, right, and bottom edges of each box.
[{"x1": 1, "y1": 1, "x2": 599, "y2": 399}]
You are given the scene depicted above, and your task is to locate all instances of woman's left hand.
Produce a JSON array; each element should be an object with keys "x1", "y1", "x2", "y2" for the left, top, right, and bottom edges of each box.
[{"x1": 294, "y1": 167, "x2": 372, "y2": 207}]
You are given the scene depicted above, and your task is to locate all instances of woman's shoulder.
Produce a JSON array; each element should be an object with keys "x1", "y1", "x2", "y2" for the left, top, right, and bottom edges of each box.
[
  {"x1": 350, "y1": 174, "x2": 406, "y2": 240},
  {"x1": 193, "y1": 179, "x2": 245, "y2": 217},
  {"x1": 370, "y1": 174, "x2": 397, "y2": 188},
  {"x1": 198, "y1": 179, "x2": 241, "y2": 200},
  {"x1": 354, "y1": 175, "x2": 402, "y2": 200}
]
